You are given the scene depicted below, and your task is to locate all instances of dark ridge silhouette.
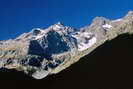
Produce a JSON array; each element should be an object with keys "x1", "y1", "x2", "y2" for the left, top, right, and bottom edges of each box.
[{"x1": 0, "y1": 33, "x2": 133, "y2": 88}]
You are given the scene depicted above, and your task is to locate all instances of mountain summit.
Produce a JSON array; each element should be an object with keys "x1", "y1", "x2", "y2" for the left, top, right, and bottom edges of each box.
[{"x1": 0, "y1": 11, "x2": 133, "y2": 79}]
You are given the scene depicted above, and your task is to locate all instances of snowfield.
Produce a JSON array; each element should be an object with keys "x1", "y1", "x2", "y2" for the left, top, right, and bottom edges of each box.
[
  {"x1": 102, "y1": 24, "x2": 112, "y2": 29},
  {"x1": 72, "y1": 31, "x2": 97, "y2": 51},
  {"x1": 78, "y1": 37, "x2": 97, "y2": 51}
]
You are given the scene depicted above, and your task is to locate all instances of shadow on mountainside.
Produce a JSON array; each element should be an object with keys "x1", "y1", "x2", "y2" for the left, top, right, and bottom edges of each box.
[{"x1": 0, "y1": 33, "x2": 133, "y2": 88}]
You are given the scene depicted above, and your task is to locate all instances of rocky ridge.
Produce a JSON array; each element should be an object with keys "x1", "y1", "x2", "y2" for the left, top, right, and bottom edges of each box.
[{"x1": 0, "y1": 11, "x2": 133, "y2": 79}]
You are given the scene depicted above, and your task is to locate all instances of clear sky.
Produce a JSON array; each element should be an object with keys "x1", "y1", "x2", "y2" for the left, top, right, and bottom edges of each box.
[{"x1": 0, "y1": 0, "x2": 133, "y2": 40}]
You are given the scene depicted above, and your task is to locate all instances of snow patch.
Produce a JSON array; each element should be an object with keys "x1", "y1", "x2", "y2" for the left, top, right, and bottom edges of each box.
[
  {"x1": 35, "y1": 34, "x2": 44, "y2": 40},
  {"x1": 72, "y1": 32, "x2": 92, "y2": 39},
  {"x1": 71, "y1": 31, "x2": 97, "y2": 51},
  {"x1": 78, "y1": 37, "x2": 97, "y2": 51},
  {"x1": 32, "y1": 70, "x2": 49, "y2": 79},
  {"x1": 81, "y1": 32, "x2": 92, "y2": 38},
  {"x1": 102, "y1": 24, "x2": 112, "y2": 29}
]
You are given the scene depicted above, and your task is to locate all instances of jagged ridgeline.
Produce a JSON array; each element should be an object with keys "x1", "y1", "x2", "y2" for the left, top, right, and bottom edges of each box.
[{"x1": 0, "y1": 11, "x2": 133, "y2": 79}]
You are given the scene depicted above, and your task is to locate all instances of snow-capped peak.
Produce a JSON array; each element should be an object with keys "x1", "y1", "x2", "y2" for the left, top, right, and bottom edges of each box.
[{"x1": 52, "y1": 22, "x2": 64, "y2": 30}]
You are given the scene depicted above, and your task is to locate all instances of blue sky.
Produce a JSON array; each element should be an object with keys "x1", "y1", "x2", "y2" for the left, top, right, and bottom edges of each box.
[{"x1": 0, "y1": 0, "x2": 133, "y2": 40}]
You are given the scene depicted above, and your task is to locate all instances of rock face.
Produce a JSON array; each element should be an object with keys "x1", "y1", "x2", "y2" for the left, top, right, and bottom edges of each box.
[{"x1": 0, "y1": 11, "x2": 133, "y2": 79}]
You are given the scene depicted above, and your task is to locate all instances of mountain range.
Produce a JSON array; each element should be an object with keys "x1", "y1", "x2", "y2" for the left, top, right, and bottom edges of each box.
[{"x1": 0, "y1": 11, "x2": 133, "y2": 79}]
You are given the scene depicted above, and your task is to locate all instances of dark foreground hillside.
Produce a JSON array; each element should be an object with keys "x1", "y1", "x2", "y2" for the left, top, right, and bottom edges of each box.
[{"x1": 0, "y1": 33, "x2": 133, "y2": 88}]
